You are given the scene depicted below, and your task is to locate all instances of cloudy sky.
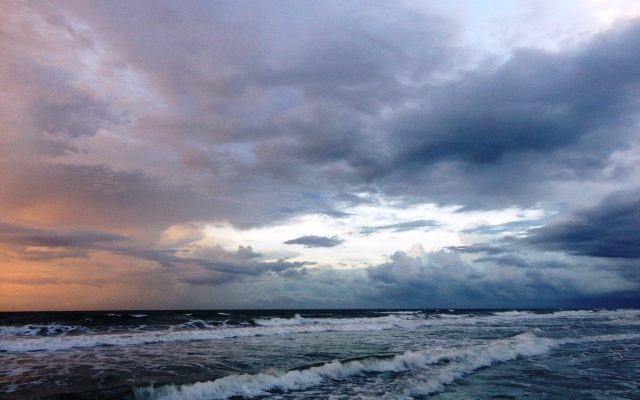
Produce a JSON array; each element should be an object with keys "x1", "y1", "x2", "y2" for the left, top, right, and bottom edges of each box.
[{"x1": 1, "y1": 0, "x2": 640, "y2": 310}]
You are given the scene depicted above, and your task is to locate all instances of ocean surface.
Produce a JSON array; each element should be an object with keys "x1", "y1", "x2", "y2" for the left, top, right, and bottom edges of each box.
[{"x1": 1, "y1": 309, "x2": 639, "y2": 399}]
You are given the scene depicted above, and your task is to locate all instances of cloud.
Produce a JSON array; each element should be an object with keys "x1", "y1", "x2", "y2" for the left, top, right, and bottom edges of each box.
[
  {"x1": 4, "y1": 3, "x2": 640, "y2": 231},
  {"x1": 0, "y1": 222, "x2": 125, "y2": 248},
  {"x1": 364, "y1": 245, "x2": 640, "y2": 308},
  {"x1": 0, "y1": 220, "x2": 310, "y2": 286},
  {"x1": 30, "y1": 96, "x2": 119, "y2": 138},
  {"x1": 446, "y1": 244, "x2": 508, "y2": 255},
  {"x1": 318, "y1": 210, "x2": 353, "y2": 219},
  {"x1": 1, "y1": 2, "x2": 640, "y2": 309},
  {"x1": 371, "y1": 20, "x2": 640, "y2": 209},
  {"x1": 284, "y1": 235, "x2": 343, "y2": 248},
  {"x1": 0, "y1": 222, "x2": 125, "y2": 261},
  {"x1": 461, "y1": 220, "x2": 540, "y2": 235},
  {"x1": 524, "y1": 191, "x2": 640, "y2": 258},
  {"x1": 360, "y1": 219, "x2": 440, "y2": 235},
  {"x1": 0, "y1": 161, "x2": 221, "y2": 231},
  {"x1": 109, "y1": 242, "x2": 311, "y2": 284}
]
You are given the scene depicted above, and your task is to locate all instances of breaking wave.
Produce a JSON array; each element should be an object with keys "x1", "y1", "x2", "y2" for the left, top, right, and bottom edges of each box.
[
  {"x1": 135, "y1": 332, "x2": 640, "y2": 400},
  {"x1": 2, "y1": 309, "x2": 637, "y2": 352},
  {"x1": 404, "y1": 332, "x2": 640, "y2": 397},
  {"x1": 0, "y1": 324, "x2": 88, "y2": 337},
  {"x1": 0, "y1": 314, "x2": 422, "y2": 352},
  {"x1": 134, "y1": 333, "x2": 552, "y2": 399}
]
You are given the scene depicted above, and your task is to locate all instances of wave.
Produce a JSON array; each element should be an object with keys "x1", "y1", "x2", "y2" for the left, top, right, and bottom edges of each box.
[
  {"x1": 2, "y1": 309, "x2": 637, "y2": 352},
  {"x1": 0, "y1": 314, "x2": 421, "y2": 352},
  {"x1": 174, "y1": 320, "x2": 220, "y2": 330},
  {"x1": 559, "y1": 333, "x2": 640, "y2": 345},
  {"x1": 134, "y1": 332, "x2": 554, "y2": 400},
  {"x1": 0, "y1": 324, "x2": 88, "y2": 337},
  {"x1": 372, "y1": 311, "x2": 422, "y2": 315},
  {"x1": 135, "y1": 332, "x2": 640, "y2": 400},
  {"x1": 404, "y1": 332, "x2": 640, "y2": 397},
  {"x1": 253, "y1": 313, "x2": 420, "y2": 326}
]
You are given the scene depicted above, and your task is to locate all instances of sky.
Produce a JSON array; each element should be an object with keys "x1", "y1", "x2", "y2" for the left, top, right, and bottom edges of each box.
[{"x1": 1, "y1": 0, "x2": 640, "y2": 310}]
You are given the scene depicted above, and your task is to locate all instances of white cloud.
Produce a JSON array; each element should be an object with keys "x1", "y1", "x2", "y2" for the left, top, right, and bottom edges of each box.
[{"x1": 194, "y1": 201, "x2": 543, "y2": 267}]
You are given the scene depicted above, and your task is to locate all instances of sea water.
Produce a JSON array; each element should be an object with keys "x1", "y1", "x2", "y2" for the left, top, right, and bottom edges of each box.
[{"x1": 1, "y1": 309, "x2": 639, "y2": 399}]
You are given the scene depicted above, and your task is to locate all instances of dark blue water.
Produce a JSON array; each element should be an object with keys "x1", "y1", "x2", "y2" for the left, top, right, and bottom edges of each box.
[{"x1": 1, "y1": 309, "x2": 639, "y2": 399}]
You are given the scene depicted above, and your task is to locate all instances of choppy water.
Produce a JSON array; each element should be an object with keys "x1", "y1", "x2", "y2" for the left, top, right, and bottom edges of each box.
[{"x1": 1, "y1": 309, "x2": 639, "y2": 399}]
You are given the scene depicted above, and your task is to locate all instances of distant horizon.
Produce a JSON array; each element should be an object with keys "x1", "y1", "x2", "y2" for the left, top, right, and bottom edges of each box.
[{"x1": 2, "y1": 306, "x2": 638, "y2": 314}]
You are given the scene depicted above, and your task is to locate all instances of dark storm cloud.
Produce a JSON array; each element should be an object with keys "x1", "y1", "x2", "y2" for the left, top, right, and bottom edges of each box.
[
  {"x1": 177, "y1": 254, "x2": 314, "y2": 286},
  {"x1": 462, "y1": 220, "x2": 540, "y2": 235},
  {"x1": 2, "y1": 1, "x2": 640, "y2": 308},
  {"x1": 30, "y1": 96, "x2": 118, "y2": 138},
  {"x1": 473, "y1": 254, "x2": 569, "y2": 270},
  {"x1": 8, "y1": 2, "x2": 640, "y2": 229},
  {"x1": 60, "y1": 0, "x2": 455, "y2": 117},
  {"x1": 474, "y1": 254, "x2": 532, "y2": 269},
  {"x1": 364, "y1": 249, "x2": 546, "y2": 307},
  {"x1": 196, "y1": 258, "x2": 311, "y2": 278},
  {"x1": 0, "y1": 222, "x2": 125, "y2": 260},
  {"x1": 99, "y1": 241, "x2": 313, "y2": 285},
  {"x1": 363, "y1": 248, "x2": 639, "y2": 308},
  {"x1": 405, "y1": 22, "x2": 639, "y2": 162},
  {"x1": 318, "y1": 210, "x2": 353, "y2": 219},
  {"x1": 0, "y1": 224, "x2": 314, "y2": 283},
  {"x1": 0, "y1": 161, "x2": 221, "y2": 231},
  {"x1": 284, "y1": 235, "x2": 343, "y2": 248},
  {"x1": 42, "y1": 0, "x2": 459, "y2": 198},
  {"x1": 0, "y1": 222, "x2": 124, "y2": 248},
  {"x1": 372, "y1": 20, "x2": 640, "y2": 208},
  {"x1": 0, "y1": 18, "x2": 123, "y2": 161},
  {"x1": 360, "y1": 219, "x2": 440, "y2": 235},
  {"x1": 525, "y1": 191, "x2": 640, "y2": 258},
  {"x1": 446, "y1": 244, "x2": 508, "y2": 255}
]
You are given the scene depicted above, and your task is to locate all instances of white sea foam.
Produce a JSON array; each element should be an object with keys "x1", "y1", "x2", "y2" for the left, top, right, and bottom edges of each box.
[
  {"x1": 405, "y1": 332, "x2": 640, "y2": 397},
  {"x1": 134, "y1": 333, "x2": 554, "y2": 400},
  {"x1": 373, "y1": 311, "x2": 421, "y2": 315},
  {"x1": 135, "y1": 331, "x2": 640, "y2": 400},
  {"x1": 2, "y1": 309, "x2": 636, "y2": 352},
  {"x1": 174, "y1": 320, "x2": 219, "y2": 330},
  {"x1": 254, "y1": 313, "x2": 305, "y2": 326},
  {"x1": 559, "y1": 333, "x2": 640, "y2": 345},
  {"x1": 491, "y1": 310, "x2": 534, "y2": 316},
  {"x1": 0, "y1": 314, "x2": 420, "y2": 352},
  {"x1": 0, "y1": 324, "x2": 87, "y2": 337},
  {"x1": 253, "y1": 313, "x2": 420, "y2": 327},
  {"x1": 405, "y1": 333, "x2": 552, "y2": 397}
]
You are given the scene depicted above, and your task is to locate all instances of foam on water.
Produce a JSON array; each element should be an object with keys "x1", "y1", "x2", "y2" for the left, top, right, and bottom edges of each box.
[
  {"x1": 559, "y1": 332, "x2": 640, "y2": 345},
  {"x1": 404, "y1": 332, "x2": 640, "y2": 397},
  {"x1": 135, "y1": 332, "x2": 640, "y2": 400},
  {"x1": 253, "y1": 313, "x2": 419, "y2": 326},
  {"x1": 2, "y1": 309, "x2": 637, "y2": 352},
  {"x1": 0, "y1": 324, "x2": 88, "y2": 337},
  {"x1": 134, "y1": 333, "x2": 554, "y2": 400},
  {"x1": 0, "y1": 314, "x2": 420, "y2": 352},
  {"x1": 174, "y1": 320, "x2": 220, "y2": 330}
]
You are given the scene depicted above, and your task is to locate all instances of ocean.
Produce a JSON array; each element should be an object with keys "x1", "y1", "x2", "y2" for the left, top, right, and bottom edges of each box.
[{"x1": 1, "y1": 309, "x2": 638, "y2": 399}]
